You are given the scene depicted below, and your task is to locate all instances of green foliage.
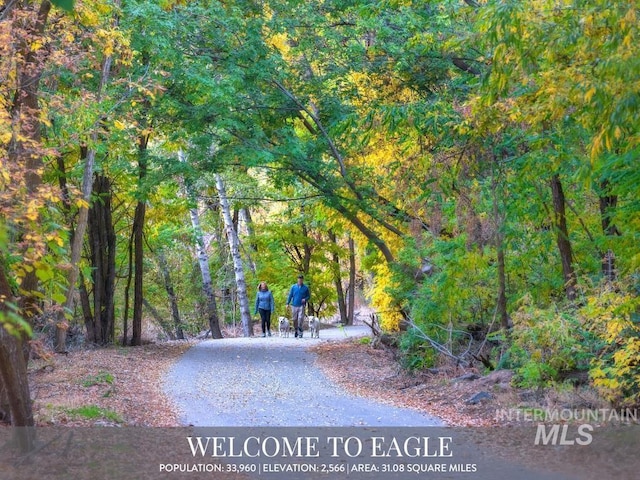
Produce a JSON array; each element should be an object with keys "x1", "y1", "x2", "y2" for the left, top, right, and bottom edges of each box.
[
  {"x1": 508, "y1": 300, "x2": 592, "y2": 388},
  {"x1": 0, "y1": 308, "x2": 33, "y2": 339},
  {"x1": 51, "y1": 0, "x2": 74, "y2": 13},
  {"x1": 581, "y1": 283, "x2": 640, "y2": 408},
  {"x1": 408, "y1": 237, "x2": 496, "y2": 327},
  {"x1": 81, "y1": 371, "x2": 115, "y2": 388},
  {"x1": 399, "y1": 328, "x2": 437, "y2": 371}
]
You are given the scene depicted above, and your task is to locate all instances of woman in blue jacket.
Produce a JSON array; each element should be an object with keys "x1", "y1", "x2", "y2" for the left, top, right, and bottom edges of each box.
[{"x1": 254, "y1": 282, "x2": 276, "y2": 337}]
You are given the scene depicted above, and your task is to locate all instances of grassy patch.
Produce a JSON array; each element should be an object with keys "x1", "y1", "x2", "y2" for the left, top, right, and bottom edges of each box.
[
  {"x1": 66, "y1": 405, "x2": 122, "y2": 423},
  {"x1": 81, "y1": 371, "x2": 114, "y2": 387}
]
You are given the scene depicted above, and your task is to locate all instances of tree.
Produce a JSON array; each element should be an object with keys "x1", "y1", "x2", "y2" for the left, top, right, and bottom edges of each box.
[
  {"x1": 328, "y1": 229, "x2": 347, "y2": 324},
  {"x1": 84, "y1": 174, "x2": 117, "y2": 344},
  {"x1": 54, "y1": 1, "x2": 117, "y2": 351},
  {"x1": 180, "y1": 151, "x2": 223, "y2": 338},
  {"x1": 156, "y1": 248, "x2": 184, "y2": 340},
  {"x1": 216, "y1": 173, "x2": 252, "y2": 337},
  {"x1": 0, "y1": 260, "x2": 35, "y2": 451}
]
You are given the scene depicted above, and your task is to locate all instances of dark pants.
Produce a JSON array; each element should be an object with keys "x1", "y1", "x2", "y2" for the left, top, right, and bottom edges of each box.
[
  {"x1": 258, "y1": 308, "x2": 272, "y2": 334},
  {"x1": 291, "y1": 305, "x2": 305, "y2": 337}
]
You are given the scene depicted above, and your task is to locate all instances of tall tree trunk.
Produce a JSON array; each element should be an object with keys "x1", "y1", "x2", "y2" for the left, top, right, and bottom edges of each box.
[
  {"x1": 216, "y1": 174, "x2": 252, "y2": 337},
  {"x1": 156, "y1": 249, "x2": 184, "y2": 339},
  {"x1": 550, "y1": 174, "x2": 576, "y2": 301},
  {"x1": 0, "y1": 382, "x2": 9, "y2": 425},
  {"x1": 131, "y1": 133, "x2": 149, "y2": 346},
  {"x1": 496, "y1": 246, "x2": 508, "y2": 328},
  {"x1": 86, "y1": 174, "x2": 117, "y2": 345},
  {"x1": 54, "y1": 5, "x2": 116, "y2": 353},
  {"x1": 492, "y1": 162, "x2": 509, "y2": 329},
  {"x1": 329, "y1": 230, "x2": 348, "y2": 323},
  {"x1": 190, "y1": 202, "x2": 223, "y2": 339},
  {"x1": 598, "y1": 180, "x2": 620, "y2": 282},
  {"x1": 0, "y1": 261, "x2": 35, "y2": 452},
  {"x1": 239, "y1": 207, "x2": 257, "y2": 274},
  {"x1": 347, "y1": 236, "x2": 356, "y2": 326},
  {"x1": 79, "y1": 272, "x2": 96, "y2": 344},
  {"x1": 180, "y1": 151, "x2": 223, "y2": 338},
  {"x1": 122, "y1": 229, "x2": 134, "y2": 346}
]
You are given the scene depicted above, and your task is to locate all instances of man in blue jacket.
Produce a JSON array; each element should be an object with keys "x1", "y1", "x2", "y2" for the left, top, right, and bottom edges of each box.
[{"x1": 286, "y1": 274, "x2": 310, "y2": 338}]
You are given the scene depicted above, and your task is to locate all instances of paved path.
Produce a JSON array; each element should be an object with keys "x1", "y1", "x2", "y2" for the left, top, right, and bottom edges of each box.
[
  {"x1": 163, "y1": 326, "x2": 611, "y2": 479},
  {"x1": 165, "y1": 325, "x2": 443, "y2": 427},
  {"x1": 165, "y1": 327, "x2": 637, "y2": 480}
]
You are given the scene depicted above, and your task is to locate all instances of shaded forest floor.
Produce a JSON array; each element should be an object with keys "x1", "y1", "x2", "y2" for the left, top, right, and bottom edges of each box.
[
  {"x1": 311, "y1": 339, "x2": 606, "y2": 427},
  {"x1": 28, "y1": 341, "x2": 194, "y2": 427},
  {"x1": 312, "y1": 340, "x2": 500, "y2": 427}
]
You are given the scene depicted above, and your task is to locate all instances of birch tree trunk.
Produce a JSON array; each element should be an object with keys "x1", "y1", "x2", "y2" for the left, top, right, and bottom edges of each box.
[
  {"x1": 179, "y1": 151, "x2": 223, "y2": 338},
  {"x1": 215, "y1": 174, "x2": 252, "y2": 337},
  {"x1": 239, "y1": 207, "x2": 257, "y2": 274}
]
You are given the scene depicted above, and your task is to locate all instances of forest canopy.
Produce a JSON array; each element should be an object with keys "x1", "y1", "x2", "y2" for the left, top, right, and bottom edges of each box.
[{"x1": 1, "y1": 0, "x2": 639, "y2": 443}]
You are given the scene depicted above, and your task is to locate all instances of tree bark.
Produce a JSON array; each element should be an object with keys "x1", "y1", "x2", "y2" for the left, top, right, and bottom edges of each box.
[
  {"x1": 180, "y1": 151, "x2": 223, "y2": 338},
  {"x1": 79, "y1": 272, "x2": 96, "y2": 344},
  {"x1": 156, "y1": 249, "x2": 184, "y2": 339},
  {"x1": 131, "y1": 133, "x2": 149, "y2": 346},
  {"x1": 347, "y1": 235, "x2": 356, "y2": 325},
  {"x1": 190, "y1": 202, "x2": 223, "y2": 338},
  {"x1": 86, "y1": 174, "x2": 117, "y2": 345},
  {"x1": 329, "y1": 230, "x2": 348, "y2": 323},
  {"x1": 0, "y1": 260, "x2": 35, "y2": 452},
  {"x1": 491, "y1": 162, "x2": 509, "y2": 329},
  {"x1": 598, "y1": 180, "x2": 620, "y2": 282},
  {"x1": 239, "y1": 207, "x2": 257, "y2": 274},
  {"x1": 216, "y1": 174, "x2": 253, "y2": 337},
  {"x1": 122, "y1": 229, "x2": 134, "y2": 346},
  {"x1": 550, "y1": 174, "x2": 576, "y2": 301}
]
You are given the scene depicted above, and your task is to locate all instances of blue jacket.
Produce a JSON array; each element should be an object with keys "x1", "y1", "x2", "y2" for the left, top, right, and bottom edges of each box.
[
  {"x1": 254, "y1": 290, "x2": 275, "y2": 313},
  {"x1": 287, "y1": 283, "x2": 310, "y2": 307}
]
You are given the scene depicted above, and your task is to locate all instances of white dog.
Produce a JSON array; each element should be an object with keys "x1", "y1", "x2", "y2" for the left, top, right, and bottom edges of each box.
[
  {"x1": 278, "y1": 316, "x2": 290, "y2": 337},
  {"x1": 308, "y1": 316, "x2": 320, "y2": 339}
]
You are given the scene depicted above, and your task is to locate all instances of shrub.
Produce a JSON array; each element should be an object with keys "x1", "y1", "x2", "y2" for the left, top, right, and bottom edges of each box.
[
  {"x1": 581, "y1": 285, "x2": 640, "y2": 408},
  {"x1": 399, "y1": 328, "x2": 438, "y2": 370},
  {"x1": 508, "y1": 299, "x2": 591, "y2": 388}
]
